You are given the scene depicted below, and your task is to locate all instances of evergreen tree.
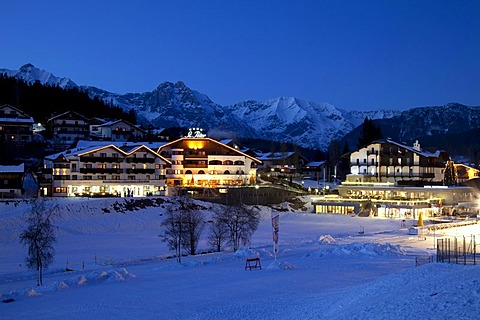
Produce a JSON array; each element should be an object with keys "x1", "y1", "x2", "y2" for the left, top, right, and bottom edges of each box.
[
  {"x1": 443, "y1": 160, "x2": 458, "y2": 186},
  {"x1": 357, "y1": 117, "x2": 383, "y2": 148}
]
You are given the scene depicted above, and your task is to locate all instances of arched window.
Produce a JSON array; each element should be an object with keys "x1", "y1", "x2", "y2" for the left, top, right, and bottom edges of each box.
[
  {"x1": 209, "y1": 160, "x2": 222, "y2": 165},
  {"x1": 223, "y1": 160, "x2": 234, "y2": 165},
  {"x1": 234, "y1": 160, "x2": 244, "y2": 165},
  {"x1": 198, "y1": 170, "x2": 205, "y2": 174},
  {"x1": 185, "y1": 170, "x2": 192, "y2": 174},
  {"x1": 224, "y1": 170, "x2": 230, "y2": 175},
  {"x1": 236, "y1": 170, "x2": 245, "y2": 175}
]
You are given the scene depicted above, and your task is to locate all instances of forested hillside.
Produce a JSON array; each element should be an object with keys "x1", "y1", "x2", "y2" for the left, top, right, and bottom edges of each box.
[{"x1": 0, "y1": 74, "x2": 136, "y2": 124}]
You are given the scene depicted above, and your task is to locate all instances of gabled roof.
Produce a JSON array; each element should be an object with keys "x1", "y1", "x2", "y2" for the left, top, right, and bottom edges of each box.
[
  {"x1": 97, "y1": 119, "x2": 147, "y2": 133},
  {"x1": 256, "y1": 151, "x2": 297, "y2": 161},
  {"x1": 305, "y1": 161, "x2": 327, "y2": 167},
  {"x1": 45, "y1": 144, "x2": 171, "y2": 164},
  {"x1": 372, "y1": 139, "x2": 446, "y2": 158},
  {"x1": 0, "y1": 163, "x2": 25, "y2": 173},
  {"x1": 88, "y1": 117, "x2": 108, "y2": 125},
  {"x1": 158, "y1": 137, "x2": 262, "y2": 163},
  {"x1": 71, "y1": 140, "x2": 168, "y2": 150},
  {"x1": 0, "y1": 104, "x2": 34, "y2": 123},
  {"x1": 48, "y1": 111, "x2": 89, "y2": 122}
]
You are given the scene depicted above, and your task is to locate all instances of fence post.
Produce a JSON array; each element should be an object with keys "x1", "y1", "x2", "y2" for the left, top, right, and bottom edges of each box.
[
  {"x1": 474, "y1": 235, "x2": 476, "y2": 265},
  {"x1": 464, "y1": 235, "x2": 467, "y2": 265},
  {"x1": 436, "y1": 239, "x2": 440, "y2": 262},
  {"x1": 447, "y1": 239, "x2": 451, "y2": 263}
]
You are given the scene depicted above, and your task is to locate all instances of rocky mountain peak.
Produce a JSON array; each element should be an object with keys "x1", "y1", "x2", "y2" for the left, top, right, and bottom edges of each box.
[{"x1": 19, "y1": 63, "x2": 35, "y2": 72}]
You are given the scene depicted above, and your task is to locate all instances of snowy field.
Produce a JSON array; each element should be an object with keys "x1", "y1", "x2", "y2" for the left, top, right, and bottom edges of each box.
[{"x1": 1, "y1": 196, "x2": 480, "y2": 319}]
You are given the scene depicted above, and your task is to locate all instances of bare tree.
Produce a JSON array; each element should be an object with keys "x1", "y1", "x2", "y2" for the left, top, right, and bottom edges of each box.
[
  {"x1": 208, "y1": 208, "x2": 229, "y2": 252},
  {"x1": 19, "y1": 199, "x2": 57, "y2": 286},
  {"x1": 160, "y1": 196, "x2": 205, "y2": 261},
  {"x1": 216, "y1": 203, "x2": 260, "y2": 252},
  {"x1": 181, "y1": 208, "x2": 205, "y2": 255}
]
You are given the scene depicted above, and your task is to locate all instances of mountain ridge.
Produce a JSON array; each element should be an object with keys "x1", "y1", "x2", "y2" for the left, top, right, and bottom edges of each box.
[{"x1": 2, "y1": 64, "x2": 477, "y2": 153}]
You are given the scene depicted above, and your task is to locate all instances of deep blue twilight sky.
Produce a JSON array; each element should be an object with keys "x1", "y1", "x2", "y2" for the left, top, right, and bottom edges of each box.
[{"x1": 1, "y1": 1, "x2": 479, "y2": 110}]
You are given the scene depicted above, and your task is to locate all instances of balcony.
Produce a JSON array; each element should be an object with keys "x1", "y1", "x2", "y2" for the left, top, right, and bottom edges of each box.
[
  {"x1": 383, "y1": 172, "x2": 435, "y2": 179},
  {"x1": 101, "y1": 179, "x2": 160, "y2": 184},
  {"x1": 126, "y1": 157, "x2": 156, "y2": 164},
  {"x1": 80, "y1": 168, "x2": 123, "y2": 174},
  {"x1": 53, "y1": 164, "x2": 70, "y2": 169},
  {"x1": 80, "y1": 156, "x2": 123, "y2": 163},
  {"x1": 126, "y1": 168, "x2": 155, "y2": 174},
  {"x1": 184, "y1": 164, "x2": 208, "y2": 168}
]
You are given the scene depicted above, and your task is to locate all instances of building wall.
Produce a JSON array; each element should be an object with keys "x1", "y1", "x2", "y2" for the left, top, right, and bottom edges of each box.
[
  {"x1": 159, "y1": 138, "x2": 259, "y2": 188},
  {"x1": 349, "y1": 141, "x2": 446, "y2": 184},
  {"x1": 43, "y1": 146, "x2": 166, "y2": 197}
]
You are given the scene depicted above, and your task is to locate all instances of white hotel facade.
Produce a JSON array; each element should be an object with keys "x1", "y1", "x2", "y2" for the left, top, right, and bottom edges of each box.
[
  {"x1": 40, "y1": 133, "x2": 262, "y2": 197},
  {"x1": 40, "y1": 144, "x2": 170, "y2": 197},
  {"x1": 312, "y1": 139, "x2": 475, "y2": 218}
]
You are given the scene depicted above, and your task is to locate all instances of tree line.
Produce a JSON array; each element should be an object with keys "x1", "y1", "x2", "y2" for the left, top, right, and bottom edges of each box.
[
  {"x1": 160, "y1": 196, "x2": 260, "y2": 262},
  {"x1": 0, "y1": 74, "x2": 136, "y2": 124}
]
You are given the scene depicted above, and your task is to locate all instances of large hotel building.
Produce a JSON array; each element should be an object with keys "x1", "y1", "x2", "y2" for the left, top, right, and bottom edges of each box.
[{"x1": 40, "y1": 132, "x2": 262, "y2": 197}]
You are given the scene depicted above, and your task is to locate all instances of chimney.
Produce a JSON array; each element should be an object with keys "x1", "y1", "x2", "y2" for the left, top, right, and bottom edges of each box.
[{"x1": 413, "y1": 140, "x2": 420, "y2": 151}]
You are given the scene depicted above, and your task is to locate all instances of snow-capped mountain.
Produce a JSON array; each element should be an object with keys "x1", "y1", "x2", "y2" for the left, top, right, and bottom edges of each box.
[
  {"x1": 0, "y1": 63, "x2": 78, "y2": 89},
  {"x1": 0, "y1": 64, "x2": 411, "y2": 150}
]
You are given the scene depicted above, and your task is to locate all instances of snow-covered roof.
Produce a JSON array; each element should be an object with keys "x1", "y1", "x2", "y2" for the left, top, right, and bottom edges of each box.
[
  {"x1": 48, "y1": 111, "x2": 89, "y2": 122},
  {"x1": 219, "y1": 139, "x2": 233, "y2": 145},
  {"x1": 375, "y1": 139, "x2": 444, "y2": 158},
  {"x1": 0, "y1": 117, "x2": 34, "y2": 124},
  {"x1": 0, "y1": 104, "x2": 34, "y2": 123},
  {"x1": 0, "y1": 163, "x2": 24, "y2": 173},
  {"x1": 256, "y1": 151, "x2": 297, "y2": 161},
  {"x1": 73, "y1": 140, "x2": 168, "y2": 150},
  {"x1": 97, "y1": 119, "x2": 146, "y2": 132},
  {"x1": 44, "y1": 142, "x2": 171, "y2": 163},
  {"x1": 306, "y1": 161, "x2": 326, "y2": 167}
]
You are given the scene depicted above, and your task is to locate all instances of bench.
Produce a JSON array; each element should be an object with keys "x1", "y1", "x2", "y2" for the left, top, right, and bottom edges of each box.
[{"x1": 245, "y1": 257, "x2": 262, "y2": 271}]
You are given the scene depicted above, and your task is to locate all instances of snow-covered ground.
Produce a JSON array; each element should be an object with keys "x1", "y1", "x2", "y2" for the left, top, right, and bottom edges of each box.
[{"x1": 1, "y1": 197, "x2": 479, "y2": 319}]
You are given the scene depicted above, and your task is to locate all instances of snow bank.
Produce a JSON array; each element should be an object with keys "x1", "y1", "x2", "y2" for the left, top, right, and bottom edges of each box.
[
  {"x1": 1, "y1": 268, "x2": 135, "y2": 302},
  {"x1": 318, "y1": 234, "x2": 336, "y2": 243},
  {"x1": 306, "y1": 242, "x2": 406, "y2": 258}
]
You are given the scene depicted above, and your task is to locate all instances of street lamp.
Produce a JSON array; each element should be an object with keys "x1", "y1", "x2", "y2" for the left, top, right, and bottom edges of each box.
[{"x1": 255, "y1": 184, "x2": 259, "y2": 205}]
